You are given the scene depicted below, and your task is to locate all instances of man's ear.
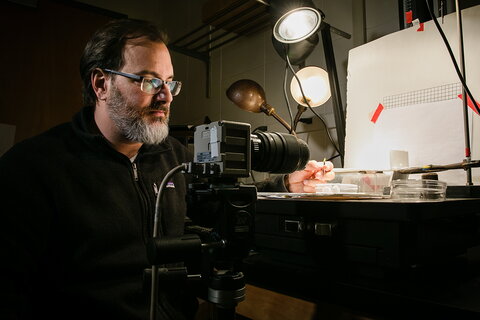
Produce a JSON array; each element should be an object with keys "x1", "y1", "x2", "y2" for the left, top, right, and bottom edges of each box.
[{"x1": 91, "y1": 68, "x2": 108, "y2": 101}]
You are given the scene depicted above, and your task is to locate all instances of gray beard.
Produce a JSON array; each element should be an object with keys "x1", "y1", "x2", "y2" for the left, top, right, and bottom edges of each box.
[{"x1": 107, "y1": 86, "x2": 169, "y2": 145}]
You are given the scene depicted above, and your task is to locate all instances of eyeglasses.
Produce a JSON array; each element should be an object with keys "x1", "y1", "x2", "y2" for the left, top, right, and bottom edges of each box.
[{"x1": 103, "y1": 69, "x2": 182, "y2": 96}]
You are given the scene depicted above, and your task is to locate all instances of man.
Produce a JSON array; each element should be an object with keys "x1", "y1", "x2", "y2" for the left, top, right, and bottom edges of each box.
[{"x1": 0, "y1": 19, "x2": 333, "y2": 319}]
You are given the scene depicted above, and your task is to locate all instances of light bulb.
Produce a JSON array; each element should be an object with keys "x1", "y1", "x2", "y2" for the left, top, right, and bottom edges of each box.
[
  {"x1": 290, "y1": 66, "x2": 331, "y2": 107},
  {"x1": 274, "y1": 7, "x2": 322, "y2": 44}
]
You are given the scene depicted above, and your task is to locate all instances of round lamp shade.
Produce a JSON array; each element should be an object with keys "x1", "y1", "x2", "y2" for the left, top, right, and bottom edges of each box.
[
  {"x1": 226, "y1": 79, "x2": 266, "y2": 113},
  {"x1": 290, "y1": 66, "x2": 331, "y2": 107},
  {"x1": 273, "y1": 7, "x2": 322, "y2": 44}
]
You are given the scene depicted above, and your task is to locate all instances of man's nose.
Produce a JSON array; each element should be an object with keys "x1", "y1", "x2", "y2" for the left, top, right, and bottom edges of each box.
[{"x1": 153, "y1": 84, "x2": 173, "y2": 103}]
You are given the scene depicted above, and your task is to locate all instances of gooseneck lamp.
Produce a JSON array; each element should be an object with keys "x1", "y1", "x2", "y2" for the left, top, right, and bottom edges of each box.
[
  {"x1": 289, "y1": 65, "x2": 331, "y2": 136},
  {"x1": 226, "y1": 79, "x2": 295, "y2": 135}
]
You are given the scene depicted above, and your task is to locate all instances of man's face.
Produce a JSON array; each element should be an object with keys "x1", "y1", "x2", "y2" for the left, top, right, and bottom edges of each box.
[{"x1": 106, "y1": 39, "x2": 175, "y2": 145}]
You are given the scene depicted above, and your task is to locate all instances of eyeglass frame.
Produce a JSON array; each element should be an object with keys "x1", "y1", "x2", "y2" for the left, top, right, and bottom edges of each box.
[{"x1": 103, "y1": 68, "x2": 182, "y2": 96}]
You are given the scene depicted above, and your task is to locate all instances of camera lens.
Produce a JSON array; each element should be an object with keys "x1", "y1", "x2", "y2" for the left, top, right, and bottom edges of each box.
[{"x1": 251, "y1": 132, "x2": 309, "y2": 173}]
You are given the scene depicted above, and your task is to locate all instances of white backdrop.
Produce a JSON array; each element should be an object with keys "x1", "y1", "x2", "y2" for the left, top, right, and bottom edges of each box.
[{"x1": 345, "y1": 5, "x2": 480, "y2": 185}]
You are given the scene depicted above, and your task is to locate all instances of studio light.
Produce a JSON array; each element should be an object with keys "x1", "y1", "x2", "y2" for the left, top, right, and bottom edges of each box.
[
  {"x1": 290, "y1": 66, "x2": 331, "y2": 107},
  {"x1": 273, "y1": 7, "x2": 322, "y2": 44},
  {"x1": 270, "y1": 0, "x2": 351, "y2": 165}
]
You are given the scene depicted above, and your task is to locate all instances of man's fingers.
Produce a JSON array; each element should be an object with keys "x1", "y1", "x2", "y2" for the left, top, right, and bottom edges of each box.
[
  {"x1": 324, "y1": 161, "x2": 334, "y2": 172},
  {"x1": 303, "y1": 185, "x2": 317, "y2": 193},
  {"x1": 315, "y1": 171, "x2": 335, "y2": 181},
  {"x1": 303, "y1": 179, "x2": 325, "y2": 187}
]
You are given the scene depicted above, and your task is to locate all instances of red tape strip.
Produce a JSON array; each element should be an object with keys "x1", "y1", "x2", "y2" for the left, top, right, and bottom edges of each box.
[
  {"x1": 370, "y1": 103, "x2": 384, "y2": 123},
  {"x1": 406, "y1": 10, "x2": 413, "y2": 24},
  {"x1": 458, "y1": 94, "x2": 480, "y2": 115}
]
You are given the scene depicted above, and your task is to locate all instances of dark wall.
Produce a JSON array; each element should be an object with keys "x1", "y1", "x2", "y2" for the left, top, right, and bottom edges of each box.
[{"x1": 0, "y1": 0, "x2": 125, "y2": 143}]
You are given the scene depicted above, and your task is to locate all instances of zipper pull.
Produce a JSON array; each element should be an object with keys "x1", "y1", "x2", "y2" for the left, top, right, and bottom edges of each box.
[{"x1": 132, "y1": 162, "x2": 139, "y2": 181}]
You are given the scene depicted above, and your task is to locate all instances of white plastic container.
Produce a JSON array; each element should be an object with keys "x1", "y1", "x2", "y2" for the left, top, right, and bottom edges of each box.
[
  {"x1": 330, "y1": 169, "x2": 392, "y2": 195},
  {"x1": 315, "y1": 183, "x2": 359, "y2": 195}
]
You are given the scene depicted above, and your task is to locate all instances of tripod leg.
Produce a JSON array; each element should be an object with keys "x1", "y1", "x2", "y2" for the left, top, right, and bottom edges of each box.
[{"x1": 214, "y1": 305, "x2": 236, "y2": 320}]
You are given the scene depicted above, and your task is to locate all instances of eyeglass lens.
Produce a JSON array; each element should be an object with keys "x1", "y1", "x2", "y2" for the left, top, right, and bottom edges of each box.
[{"x1": 141, "y1": 78, "x2": 181, "y2": 96}]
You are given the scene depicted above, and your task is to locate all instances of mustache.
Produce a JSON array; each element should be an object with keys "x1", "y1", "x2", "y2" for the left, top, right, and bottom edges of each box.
[{"x1": 145, "y1": 103, "x2": 169, "y2": 113}]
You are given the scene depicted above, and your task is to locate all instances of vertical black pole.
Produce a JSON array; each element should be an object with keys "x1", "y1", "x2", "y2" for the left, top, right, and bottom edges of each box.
[
  {"x1": 321, "y1": 23, "x2": 346, "y2": 166},
  {"x1": 455, "y1": 0, "x2": 473, "y2": 185},
  {"x1": 206, "y1": 59, "x2": 211, "y2": 98}
]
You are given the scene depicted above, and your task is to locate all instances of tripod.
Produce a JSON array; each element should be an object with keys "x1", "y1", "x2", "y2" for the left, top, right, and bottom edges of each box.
[{"x1": 206, "y1": 269, "x2": 246, "y2": 320}]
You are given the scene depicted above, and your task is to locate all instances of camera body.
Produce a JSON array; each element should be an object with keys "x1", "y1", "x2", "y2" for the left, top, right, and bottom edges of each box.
[
  {"x1": 187, "y1": 120, "x2": 311, "y2": 264},
  {"x1": 150, "y1": 120, "x2": 310, "y2": 266},
  {"x1": 191, "y1": 120, "x2": 310, "y2": 178},
  {"x1": 193, "y1": 121, "x2": 251, "y2": 178}
]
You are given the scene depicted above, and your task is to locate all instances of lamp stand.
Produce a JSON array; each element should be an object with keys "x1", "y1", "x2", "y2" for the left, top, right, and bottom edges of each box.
[
  {"x1": 455, "y1": 0, "x2": 473, "y2": 185},
  {"x1": 321, "y1": 22, "x2": 346, "y2": 167},
  {"x1": 292, "y1": 105, "x2": 308, "y2": 132}
]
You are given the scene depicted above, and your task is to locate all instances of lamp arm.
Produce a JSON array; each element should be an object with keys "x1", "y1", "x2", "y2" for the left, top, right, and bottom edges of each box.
[
  {"x1": 314, "y1": 7, "x2": 350, "y2": 40},
  {"x1": 260, "y1": 104, "x2": 296, "y2": 135},
  {"x1": 328, "y1": 24, "x2": 351, "y2": 39},
  {"x1": 292, "y1": 104, "x2": 307, "y2": 133}
]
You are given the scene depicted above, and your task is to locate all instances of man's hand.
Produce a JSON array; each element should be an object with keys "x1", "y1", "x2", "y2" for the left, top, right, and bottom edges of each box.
[{"x1": 286, "y1": 160, "x2": 335, "y2": 193}]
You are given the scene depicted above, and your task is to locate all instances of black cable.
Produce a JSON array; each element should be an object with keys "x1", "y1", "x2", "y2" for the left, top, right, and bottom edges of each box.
[
  {"x1": 327, "y1": 153, "x2": 342, "y2": 162},
  {"x1": 249, "y1": 170, "x2": 257, "y2": 185},
  {"x1": 150, "y1": 162, "x2": 188, "y2": 320},
  {"x1": 153, "y1": 163, "x2": 188, "y2": 237},
  {"x1": 425, "y1": 0, "x2": 480, "y2": 114},
  {"x1": 283, "y1": 45, "x2": 343, "y2": 160},
  {"x1": 283, "y1": 60, "x2": 295, "y2": 131}
]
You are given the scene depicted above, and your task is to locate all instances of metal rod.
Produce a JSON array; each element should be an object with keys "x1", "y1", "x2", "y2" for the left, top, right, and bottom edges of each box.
[
  {"x1": 191, "y1": 30, "x2": 231, "y2": 51},
  {"x1": 204, "y1": 19, "x2": 270, "y2": 53},
  {"x1": 204, "y1": 34, "x2": 243, "y2": 53},
  {"x1": 396, "y1": 159, "x2": 480, "y2": 174},
  {"x1": 260, "y1": 104, "x2": 295, "y2": 135},
  {"x1": 178, "y1": 3, "x2": 261, "y2": 48},
  {"x1": 455, "y1": 0, "x2": 473, "y2": 185},
  {"x1": 168, "y1": 44, "x2": 209, "y2": 63},
  {"x1": 321, "y1": 23, "x2": 346, "y2": 166},
  {"x1": 206, "y1": 58, "x2": 211, "y2": 98},
  {"x1": 170, "y1": 0, "x2": 250, "y2": 45},
  {"x1": 191, "y1": 10, "x2": 268, "y2": 51},
  {"x1": 329, "y1": 24, "x2": 351, "y2": 39}
]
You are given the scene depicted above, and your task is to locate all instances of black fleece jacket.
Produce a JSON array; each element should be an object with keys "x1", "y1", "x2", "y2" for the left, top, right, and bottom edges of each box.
[
  {"x1": 0, "y1": 106, "x2": 288, "y2": 319},
  {"x1": 0, "y1": 106, "x2": 198, "y2": 319}
]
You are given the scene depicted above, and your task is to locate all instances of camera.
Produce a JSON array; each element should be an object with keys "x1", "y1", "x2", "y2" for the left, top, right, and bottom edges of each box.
[
  {"x1": 186, "y1": 120, "x2": 309, "y2": 261},
  {"x1": 148, "y1": 120, "x2": 310, "y2": 318},
  {"x1": 189, "y1": 120, "x2": 310, "y2": 178}
]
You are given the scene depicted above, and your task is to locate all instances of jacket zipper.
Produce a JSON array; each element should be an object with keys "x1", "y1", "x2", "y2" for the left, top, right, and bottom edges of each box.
[
  {"x1": 130, "y1": 160, "x2": 155, "y2": 241},
  {"x1": 132, "y1": 162, "x2": 139, "y2": 181}
]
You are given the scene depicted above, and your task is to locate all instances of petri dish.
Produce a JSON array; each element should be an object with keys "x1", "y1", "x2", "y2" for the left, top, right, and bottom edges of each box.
[{"x1": 390, "y1": 179, "x2": 447, "y2": 201}]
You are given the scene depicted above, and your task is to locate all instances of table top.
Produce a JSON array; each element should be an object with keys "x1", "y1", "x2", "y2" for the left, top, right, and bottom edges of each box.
[{"x1": 256, "y1": 194, "x2": 480, "y2": 222}]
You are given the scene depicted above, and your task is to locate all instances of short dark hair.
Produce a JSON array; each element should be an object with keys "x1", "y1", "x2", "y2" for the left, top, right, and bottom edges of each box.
[{"x1": 80, "y1": 19, "x2": 168, "y2": 106}]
